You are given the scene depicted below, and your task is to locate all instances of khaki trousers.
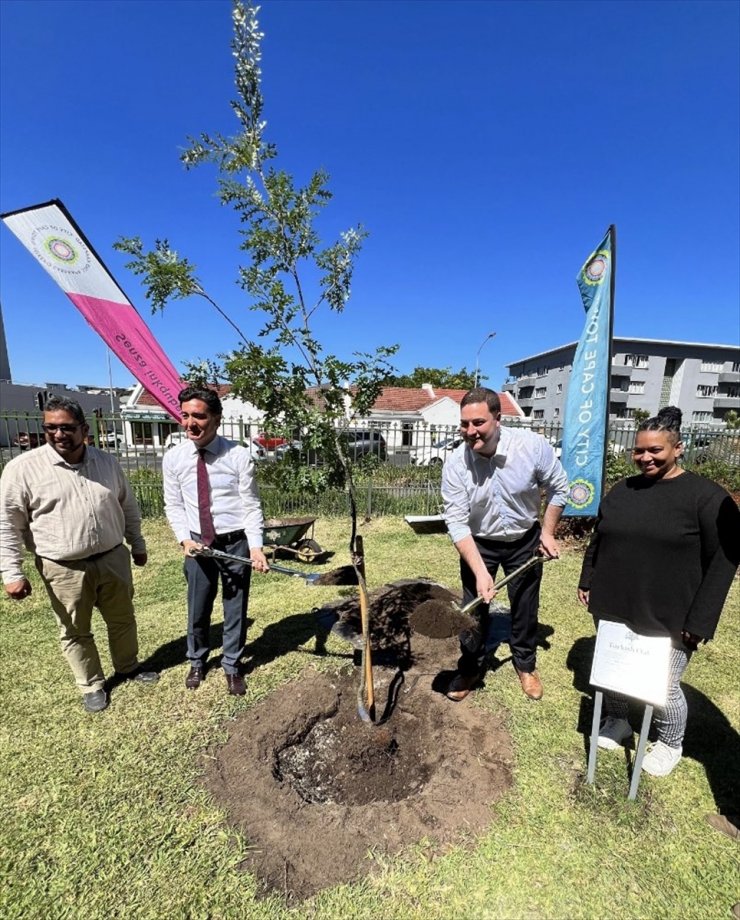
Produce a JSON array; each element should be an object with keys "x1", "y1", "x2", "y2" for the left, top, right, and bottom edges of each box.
[{"x1": 35, "y1": 544, "x2": 139, "y2": 694}]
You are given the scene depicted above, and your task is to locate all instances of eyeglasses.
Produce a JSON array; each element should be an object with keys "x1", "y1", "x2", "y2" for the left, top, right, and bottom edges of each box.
[{"x1": 42, "y1": 424, "x2": 81, "y2": 434}]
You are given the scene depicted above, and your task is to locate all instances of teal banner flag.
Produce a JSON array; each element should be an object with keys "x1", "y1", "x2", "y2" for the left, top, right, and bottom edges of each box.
[{"x1": 562, "y1": 228, "x2": 614, "y2": 516}]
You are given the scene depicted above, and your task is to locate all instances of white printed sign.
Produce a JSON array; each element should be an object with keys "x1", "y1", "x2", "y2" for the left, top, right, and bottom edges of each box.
[{"x1": 590, "y1": 620, "x2": 671, "y2": 707}]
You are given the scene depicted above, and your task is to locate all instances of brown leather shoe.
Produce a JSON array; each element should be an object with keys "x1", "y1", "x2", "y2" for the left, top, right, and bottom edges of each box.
[
  {"x1": 225, "y1": 673, "x2": 246, "y2": 696},
  {"x1": 445, "y1": 671, "x2": 482, "y2": 702},
  {"x1": 705, "y1": 813, "x2": 740, "y2": 841},
  {"x1": 185, "y1": 666, "x2": 204, "y2": 690},
  {"x1": 515, "y1": 667, "x2": 543, "y2": 700}
]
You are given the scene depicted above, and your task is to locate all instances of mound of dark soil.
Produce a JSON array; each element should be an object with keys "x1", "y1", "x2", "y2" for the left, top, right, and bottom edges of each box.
[{"x1": 202, "y1": 579, "x2": 515, "y2": 902}]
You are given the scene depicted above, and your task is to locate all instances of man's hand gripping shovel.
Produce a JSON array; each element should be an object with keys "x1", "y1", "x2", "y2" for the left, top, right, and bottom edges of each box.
[{"x1": 190, "y1": 545, "x2": 324, "y2": 584}]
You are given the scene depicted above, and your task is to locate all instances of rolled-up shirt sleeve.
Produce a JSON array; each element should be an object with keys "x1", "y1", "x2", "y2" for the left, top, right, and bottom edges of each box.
[
  {"x1": 537, "y1": 439, "x2": 569, "y2": 507},
  {"x1": 441, "y1": 458, "x2": 472, "y2": 544}
]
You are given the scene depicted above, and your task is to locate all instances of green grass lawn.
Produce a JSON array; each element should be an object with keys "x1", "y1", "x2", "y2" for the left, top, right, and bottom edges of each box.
[{"x1": 1, "y1": 516, "x2": 738, "y2": 920}]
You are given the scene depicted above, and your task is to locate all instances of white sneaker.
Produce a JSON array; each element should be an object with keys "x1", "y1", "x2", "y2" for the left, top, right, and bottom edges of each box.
[
  {"x1": 642, "y1": 741, "x2": 682, "y2": 777},
  {"x1": 597, "y1": 717, "x2": 632, "y2": 750}
]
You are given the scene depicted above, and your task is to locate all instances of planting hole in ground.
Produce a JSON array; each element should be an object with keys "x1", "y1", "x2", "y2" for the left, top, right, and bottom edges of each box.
[{"x1": 276, "y1": 709, "x2": 431, "y2": 805}]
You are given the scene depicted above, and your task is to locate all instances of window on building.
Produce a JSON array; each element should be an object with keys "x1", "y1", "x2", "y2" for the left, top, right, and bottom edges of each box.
[
  {"x1": 628, "y1": 381, "x2": 645, "y2": 395},
  {"x1": 535, "y1": 387, "x2": 546, "y2": 398},
  {"x1": 401, "y1": 422, "x2": 414, "y2": 447},
  {"x1": 700, "y1": 361, "x2": 723, "y2": 373},
  {"x1": 159, "y1": 422, "x2": 180, "y2": 442},
  {"x1": 696, "y1": 385, "x2": 718, "y2": 397},
  {"x1": 537, "y1": 367, "x2": 548, "y2": 377},
  {"x1": 692, "y1": 411, "x2": 713, "y2": 422},
  {"x1": 131, "y1": 421, "x2": 154, "y2": 445},
  {"x1": 732, "y1": 362, "x2": 740, "y2": 373},
  {"x1": 533, "y1": 409, "x2": 544, "y2": 419},
  {"x1": 553, "y1": 407, "x2": 560, "y2": 419},
  {"x1": 723, "y1": 385, "x2": 740, "y2": 399},
  {"x1": 556, "y1": 383, "x2": 562, "y2": 394},
  {"x1": 624, "y1": 354, "x2": 649, "y2": 368}
]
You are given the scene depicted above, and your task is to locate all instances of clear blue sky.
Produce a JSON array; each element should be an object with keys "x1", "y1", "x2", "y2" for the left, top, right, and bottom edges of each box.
[{"x1": 1, "y1": 0, "x2": 738, "y2": 390}]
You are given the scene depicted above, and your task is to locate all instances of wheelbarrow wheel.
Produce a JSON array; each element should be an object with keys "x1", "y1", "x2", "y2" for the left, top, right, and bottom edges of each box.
[{"x1": 295, "y1": 538, "x2": 322, "y2": 563}]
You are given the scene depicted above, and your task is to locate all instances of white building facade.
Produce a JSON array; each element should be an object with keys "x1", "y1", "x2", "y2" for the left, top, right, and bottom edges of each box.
[{"x1": 503, "y1": 338, "x2": 740, "y2": 426}]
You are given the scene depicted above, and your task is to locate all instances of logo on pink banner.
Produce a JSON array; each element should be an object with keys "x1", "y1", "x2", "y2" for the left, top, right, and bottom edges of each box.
[{"x1": 2, "y1": 200, "x2": 184, "y2": 420}]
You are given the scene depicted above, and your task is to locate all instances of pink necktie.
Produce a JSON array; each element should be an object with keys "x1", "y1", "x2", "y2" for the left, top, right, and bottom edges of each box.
[{"x1": 197, "y1": 449, "x2": 216, "y2": 546}]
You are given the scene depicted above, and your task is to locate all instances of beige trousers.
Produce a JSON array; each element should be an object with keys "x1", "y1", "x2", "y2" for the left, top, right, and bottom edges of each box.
[{"x1": 35, "y1": 544, "x2": 139, "y2": 694}]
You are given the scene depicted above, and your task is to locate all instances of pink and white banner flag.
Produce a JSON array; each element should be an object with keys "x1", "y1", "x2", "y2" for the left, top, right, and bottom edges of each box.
[{"x1": 1, "y1": 199, "x2": 182, "y2": 419}]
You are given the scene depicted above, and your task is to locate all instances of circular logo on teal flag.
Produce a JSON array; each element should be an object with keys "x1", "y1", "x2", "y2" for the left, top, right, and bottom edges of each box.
[
  {"x1": 568, "y1": 478, "x2": 595, "y2": 510},
  {"x1": 582, "y1": 251, "x2": 609, "y2": 286}
]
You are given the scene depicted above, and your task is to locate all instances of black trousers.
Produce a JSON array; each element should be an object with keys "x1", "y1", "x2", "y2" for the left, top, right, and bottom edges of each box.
[
  {"x1": 184, "y1": 531, "x2": 251, "y2": 674},
  {"x1": 458, "y1": 523, "x2": 542, "y2": 675}
]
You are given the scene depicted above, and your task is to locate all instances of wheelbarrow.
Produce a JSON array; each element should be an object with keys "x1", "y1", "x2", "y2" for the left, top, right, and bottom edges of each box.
[{"x1": 261, "y1": 516, "x2": 324, "y2": 563}]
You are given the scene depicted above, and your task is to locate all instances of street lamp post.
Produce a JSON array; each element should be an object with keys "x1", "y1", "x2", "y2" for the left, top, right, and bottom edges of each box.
[{"x1": 474, "y1": 332, "x2": 496, "y2": 387}]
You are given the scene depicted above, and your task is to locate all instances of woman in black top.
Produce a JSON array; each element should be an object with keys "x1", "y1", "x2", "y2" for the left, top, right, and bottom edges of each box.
[{"x1": 578, "y1": 407, "x2": 739, "y2": 777}]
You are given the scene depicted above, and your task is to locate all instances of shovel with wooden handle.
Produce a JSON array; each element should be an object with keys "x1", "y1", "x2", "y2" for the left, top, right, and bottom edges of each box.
[
  {"x1": 458, "y1": 554, "x2": 551, "y2": 616},
  {"x1": 352, "y1": 535, "x2": 377, "y2": 723}
]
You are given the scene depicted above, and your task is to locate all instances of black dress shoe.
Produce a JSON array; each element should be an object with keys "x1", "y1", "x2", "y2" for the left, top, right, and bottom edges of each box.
[
  {"x1": 82, "y1": 689, "x2": 108, "y2": 713},
  {"x1": 116, "y1": 666, "x2": 159, "y2": 684},
  {"x1": 185, "y1": 666, "x2": 205, "y2": 690},
  {"x1": 225, "y1": 673, "x2": 246, "y2": 696}
]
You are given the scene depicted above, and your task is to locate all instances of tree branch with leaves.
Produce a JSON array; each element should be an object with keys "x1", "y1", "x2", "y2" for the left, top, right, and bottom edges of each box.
[{"x1": 114, "y1": 0, "x2": 398, "y2": 516}]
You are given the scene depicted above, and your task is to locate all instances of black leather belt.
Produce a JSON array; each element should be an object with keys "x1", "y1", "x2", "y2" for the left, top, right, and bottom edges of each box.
[{"x1": 213, "y1": 530, "x2": 246, "y2": 544}]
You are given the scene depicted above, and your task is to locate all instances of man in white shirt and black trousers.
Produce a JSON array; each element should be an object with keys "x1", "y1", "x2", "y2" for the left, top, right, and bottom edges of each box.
[
  {"x1": 163, "y1": 386, "x2": 269, "y2": 696},
  {"x1": 441, "y1": 387, "x2": 569, "y2": 702}
]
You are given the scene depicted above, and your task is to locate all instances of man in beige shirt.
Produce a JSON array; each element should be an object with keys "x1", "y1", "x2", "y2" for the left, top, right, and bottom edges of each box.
[{"x1": 1, "y1": 396, "x2": 158, "y2": 712}]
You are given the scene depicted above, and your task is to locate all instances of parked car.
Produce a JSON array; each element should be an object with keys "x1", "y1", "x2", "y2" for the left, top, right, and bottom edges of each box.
[
  {"x1": 342, "y1": 429, "x2": 387, "y2": 461},
  {"x1": 551, "y1": 438, "x2": 627, "y2": 460},
  {"x1": 97, "y1": 430, "x2": 123, "y2": 447},
  {"x1": 684, "y1": 431, "x2": 740, "y2": 466},
  {"x1": 254, "y1": 433, "x2": 290, "y2": 451},
  {"x1": 273, "y1": 439, "x2": 303, "y2": 460},
  {"x1": 276, "y1": 429, "x2": 388, "y2": 464},
  {"x1": 163, "y1": 430, "x2": 265, "y2": 460},
  {"x1": 12, "y1": 431, "x2": 43, "y2": 450},
  {"x1": 409, "y1": 436, "x2": 462, "y2": 466}
]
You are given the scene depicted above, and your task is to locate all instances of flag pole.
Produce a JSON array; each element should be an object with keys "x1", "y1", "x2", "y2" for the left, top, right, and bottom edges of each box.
[
  {"x1": 106, "y1": 346, "x2": 116, "y2": 415},
  {"x1": 602, "y1": 224, "x2": 617, "y2": 498}
]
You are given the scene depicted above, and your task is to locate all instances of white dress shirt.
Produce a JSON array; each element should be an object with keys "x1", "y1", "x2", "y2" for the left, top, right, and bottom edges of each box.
[
  {"x1": 162, "y1": 435, "x2": 264, "y2": 547},
  {"x1": 441, "y1": 426, "x2": 569, "y2": 544}
]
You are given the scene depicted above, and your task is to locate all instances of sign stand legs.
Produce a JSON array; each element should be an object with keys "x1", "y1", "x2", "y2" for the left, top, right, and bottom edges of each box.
[
  {"x1": 628, "y1": 703, "x2": 654, "y2": 801},
  {"x1": 587, "y1": 690, "x2": 603, "y2": 785},
  {"x1": 587, "y1": 690, "x2": 654, "y2": 801}
]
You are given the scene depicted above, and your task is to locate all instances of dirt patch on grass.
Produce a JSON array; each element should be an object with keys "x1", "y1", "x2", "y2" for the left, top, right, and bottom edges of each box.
[{"x1": 202, "y1": 580, "x2": 514, "y2": 902}]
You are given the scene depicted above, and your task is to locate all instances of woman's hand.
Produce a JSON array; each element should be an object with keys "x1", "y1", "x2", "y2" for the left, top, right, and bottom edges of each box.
[
  {"x1": 577, "y1": 588, "x2": 589, "y2": 608},
  {"x1": 681, "y1": 630, "x2": 701, "y2": 651}
]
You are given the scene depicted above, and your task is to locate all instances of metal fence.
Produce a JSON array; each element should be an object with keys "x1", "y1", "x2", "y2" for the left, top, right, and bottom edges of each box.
[
  {"x1": 128, "y1": 480, "x2": 445, "y2": 521},
  {"x1": 3, "y1": 411, "x2": 739, "y2": 466},
  {"x1": 2, "y1": 412, "x2": 738, "y2": 520}
]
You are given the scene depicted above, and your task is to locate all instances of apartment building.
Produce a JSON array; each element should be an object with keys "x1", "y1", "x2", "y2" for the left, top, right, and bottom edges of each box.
[{"x1": 502, "y1": 338, "x2": 740, "y2": 425}]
